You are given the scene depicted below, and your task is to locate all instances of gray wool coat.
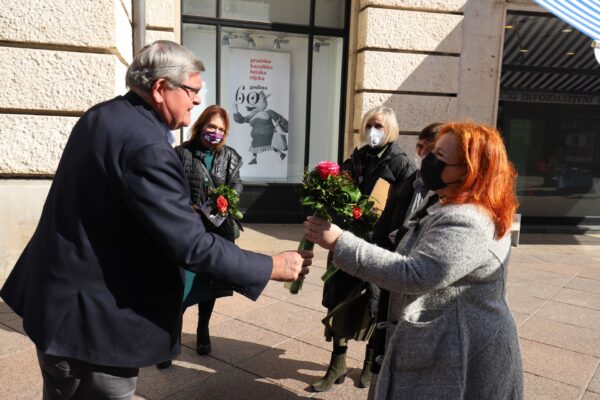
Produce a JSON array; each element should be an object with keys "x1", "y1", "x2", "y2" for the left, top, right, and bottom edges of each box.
[{"x1": 333, "y1": 197, "x2": 523, "y2": 400}]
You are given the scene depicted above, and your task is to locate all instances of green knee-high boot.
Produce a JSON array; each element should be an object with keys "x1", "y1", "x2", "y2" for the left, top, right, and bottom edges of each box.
[
  {"x1": 358, "y1": 346, "x2": 374, "y2": 388},
  {"x1": 311, "y1": 351, "x2": 348, "y2": 392}
]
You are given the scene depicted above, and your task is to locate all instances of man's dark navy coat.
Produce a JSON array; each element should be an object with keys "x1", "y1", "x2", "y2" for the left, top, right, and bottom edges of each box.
[{"x1": 0, "y1": 92, "x2": 272, "y2": 368}]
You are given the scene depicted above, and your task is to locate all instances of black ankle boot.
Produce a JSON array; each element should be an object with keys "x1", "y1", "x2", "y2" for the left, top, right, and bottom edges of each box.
[
  {"x1": 196, "y1": 324, "x2": 211, "y2": 355},
  {"x1": 156, "y1": 360, "x2": 172, "y2": 369}
]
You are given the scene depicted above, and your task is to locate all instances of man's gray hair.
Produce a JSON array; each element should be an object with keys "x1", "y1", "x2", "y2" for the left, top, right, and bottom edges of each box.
[{"x1": 126, "y1": 40, "x2": 205, "y2": 93}]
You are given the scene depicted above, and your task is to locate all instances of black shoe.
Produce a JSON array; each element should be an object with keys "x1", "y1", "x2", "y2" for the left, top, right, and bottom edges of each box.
[
  {"x1": 249, "y1": 158, "x2": 257, "y2": 165},
  {"x1": 280, "y1": 153, "x2": 286, "y2": 160},
  {"x1": 197, "y1": 343, "x2": 212, "y2": 355},
  {"x1": 156, "y1": 360, "x2": 172, "y2": 369},
  {"x1": 197, "y1": 327, "x2": 212, "y2": 355}
]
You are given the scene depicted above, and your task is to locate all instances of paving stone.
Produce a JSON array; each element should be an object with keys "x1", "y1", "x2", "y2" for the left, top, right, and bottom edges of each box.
[
  {"x1": 0, "y1": 300, "x2": 20, "y2": 324},
  {"x1": 579, "y1": 267, "x2": 600, "y2": 282},
  {"x1": 507, "y1": 277, "x2": 562, "y2": 300},
  {"x1": 0, "y1": 322, "x2": 33, "y2": 356},
  {"x1": 180, "y1": 304, "x2": 231, "y2": 335},
  {"x1": 135, "y1": 345, "x2": 229, "y2": 399},
  {"x1": 519, "y1": 316, "x2": 600, "y2": 356},
  {"x1": 583, "y1": 391, "x2": 600, "y2": 400},
  {"x1": 212, "y1": 291, "x2": 279, "y2": 317},
  {"x1": 506, "y1": 290, "x2": 547, "y2": 315},
  {"x1": 239, "y1": 337, "x2": 352, "y2": 395},
  {"x1": 508, "y1": 265, "x2": 573, "y2": 287},
  {"x1": 511, "y1": 311, "x2": 530, "y2": 327},
  {"x1": 588, "y1": 365, "x2": 600, "y2": 394},
  {"x1": 536, "y1": 301, "x2": 600, "y2": 331},
  {"x1": 567, "y1": 277, "x2": 600, "y2": 295},
  {"x1": 0, "y1": 347, "x2": 42, "y2": 399},
  {"x1": 176, "y1": 364, "x2": 302, "y2": 400},
  {"x1": 520, "y1": 338, "x2": 599, "y2": 388},
  {"x1": 236, "y1": 301, "x2": 324, "y2": 339},
  {"x1": 525, "y1": 262, "x2": 584, "y2": 276},
  {"x1": 294, "y1": 326, "x2": 366, "y2": 367},
  {"x1": 554, "y1": 288, "x2": 600, "y2": 311},
  {"x1": 283, "y1": 282, "x2": 328, "y2": 313},
  {"x1": 523, "y1": 373, "x2": 581, "y2": 400},
  {"x1": 533, "y1": 254, "x2": 599, "y2": 265},
  {"x1": 181, "y1": 319, "x2": 288, "y2": 364}
]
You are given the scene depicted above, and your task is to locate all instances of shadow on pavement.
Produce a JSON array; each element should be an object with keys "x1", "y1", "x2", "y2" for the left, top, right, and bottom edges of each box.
[{"x1": 136, "y1": 336, "x2": 320, "y2": 399}]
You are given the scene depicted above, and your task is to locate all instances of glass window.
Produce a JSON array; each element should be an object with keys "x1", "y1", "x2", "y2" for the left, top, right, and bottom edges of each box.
[
  {"x1": 315, "y1": 0, "x2": 345, "y2": 28},
  {"x1": 182, "y1": 24, "x2": 217, "y2": 140},
  {"x1": 182, "y1": 0, "x2": 217, "y2": 18},
  {"x1": 498, "y1": 12, "x2": 600, "y2": 219},
  {"x1": 219, "y1": 27, "x2": 308, "y2": 183},
  {"x1": 309, "y1": 36, "x2": 343, "y2": 166},
  {"x1": 221, "y1": 0, "x2": 310, "y2": 25}
]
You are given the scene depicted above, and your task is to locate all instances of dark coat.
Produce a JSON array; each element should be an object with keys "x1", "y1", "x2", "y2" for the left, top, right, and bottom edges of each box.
[
  {"x1": 322, "y1": 140, "x2": 415, "y2": 320},
  {"x1": 175, "y1": 143, "x2": 243, "y2": 242},
  {"x1": 175, "y1": 143, "x2": 243, "y2": 303},
  {"x1": 0, "y1": 92, "x2": 272, "y2": 368},
  {"x1": 341, "y1": 140, "x2": 415, "y2": 195},
  {"x1": 372, "y1": 171, "x2": 418, "y2": 251}
]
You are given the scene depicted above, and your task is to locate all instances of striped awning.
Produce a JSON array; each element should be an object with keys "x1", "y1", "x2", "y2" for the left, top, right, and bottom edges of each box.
[
  {"x1": 532, "y1": 0, "x2": 600, "y2": 40},
  {"x1": 501, "y1": 12, "x2": 600, "y2": 93}
]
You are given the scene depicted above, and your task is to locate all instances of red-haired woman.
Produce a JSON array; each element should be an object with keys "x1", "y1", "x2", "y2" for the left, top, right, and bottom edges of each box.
[{"x1": 304, "y1": 122, "x2": 523, "y2": 399}]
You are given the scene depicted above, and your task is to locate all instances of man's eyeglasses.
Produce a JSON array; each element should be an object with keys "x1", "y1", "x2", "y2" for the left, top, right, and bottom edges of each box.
[{"x1": 175, "y1": 83, "x2": 202, "y2": 100}]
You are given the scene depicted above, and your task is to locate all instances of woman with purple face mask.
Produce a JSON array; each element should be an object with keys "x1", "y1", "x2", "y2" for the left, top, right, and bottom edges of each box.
[{"x1": 156, "y1": 105, "x2": 243, "y2": 369}]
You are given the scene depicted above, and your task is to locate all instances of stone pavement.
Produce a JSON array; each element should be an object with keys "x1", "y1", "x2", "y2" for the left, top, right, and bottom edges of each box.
[{"x1": 1, "y1": 224, "x2": 600, "y2": 400}]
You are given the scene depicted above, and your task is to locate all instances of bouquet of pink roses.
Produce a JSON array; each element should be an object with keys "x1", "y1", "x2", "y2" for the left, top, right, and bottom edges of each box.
[{"x1": 285, "y1": 161, "x2": 378, "y2": 294}]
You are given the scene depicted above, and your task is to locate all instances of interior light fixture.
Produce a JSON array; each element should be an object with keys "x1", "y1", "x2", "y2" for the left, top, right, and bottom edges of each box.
[
  {"x1": 245, "y1": 34, "x2": 256, "y2": 48},
  {"x1": 505, "y1": 25, "x2": 513, "y2": 29},
  {"x1": 519, "y1": 48, "x2": 528, "y2": 53},
  {"x1": 273, "y1": 37, "x2": 289, "y2": 50},
  {"x1": 566, "y1": 51, "x2": 576, "y2": 56},
  {"x1": 561, "y1": 28, "x2": 573, "y2": 33},
  {"x1": 313, "y1": 41, "x2": 330, "y2": 52}
]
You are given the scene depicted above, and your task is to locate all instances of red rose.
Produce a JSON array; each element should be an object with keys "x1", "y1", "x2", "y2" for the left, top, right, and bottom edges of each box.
[
  {"x1": 216, "y1": 195, "x2": 228, "y2": 214},
  {"x1": 352, "y1": 206, "x2": 362, "y2": 220},
  {"x1": 315, "y1": 161, "x2": 340, "y2": 180}
]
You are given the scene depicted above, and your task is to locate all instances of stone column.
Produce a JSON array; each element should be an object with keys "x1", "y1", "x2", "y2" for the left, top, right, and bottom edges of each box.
[
  {"x1": 0, "y1": 0, "x2": 133, "y2": 279},
  {"x1": 352, "y1": 0, "x2": 466, "y2": 159}
]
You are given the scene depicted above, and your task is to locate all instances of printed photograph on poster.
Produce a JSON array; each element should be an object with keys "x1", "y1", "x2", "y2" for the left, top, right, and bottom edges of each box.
[{"x1": 223, "y1": 48, "x2": 290, "y2": 180}]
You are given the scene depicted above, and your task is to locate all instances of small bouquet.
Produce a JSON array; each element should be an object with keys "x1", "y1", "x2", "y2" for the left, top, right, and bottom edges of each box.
[
  {"x1": 285, "y1": 161, "x2": 378, "y2": 294},
  {"x1": 199, "y1": 184, "x2": 243, "y2": 227}
]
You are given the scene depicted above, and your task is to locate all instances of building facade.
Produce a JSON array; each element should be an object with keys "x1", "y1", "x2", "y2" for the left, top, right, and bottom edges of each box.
[{"x1": 1, "y1": 0, "x2": 599, "y2": 278}]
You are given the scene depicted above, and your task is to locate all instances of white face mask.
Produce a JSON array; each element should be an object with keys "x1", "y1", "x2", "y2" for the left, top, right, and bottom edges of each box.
[
  {"x1": 366, "y1": 128, "x2": 385, "y2": 148},
  {"x1": 414, "y1": 154, "x2": 423, "y2": 170}
]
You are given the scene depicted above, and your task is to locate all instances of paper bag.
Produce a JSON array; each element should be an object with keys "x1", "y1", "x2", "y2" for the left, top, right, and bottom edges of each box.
[{"x1": 369, "y1": 178, "x2": 390, "y2": 215}]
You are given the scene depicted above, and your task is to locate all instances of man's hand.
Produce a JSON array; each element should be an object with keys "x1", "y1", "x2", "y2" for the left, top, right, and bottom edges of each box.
[{"x1": 270, "y1": 250, "x2": 313, "y2": 281}]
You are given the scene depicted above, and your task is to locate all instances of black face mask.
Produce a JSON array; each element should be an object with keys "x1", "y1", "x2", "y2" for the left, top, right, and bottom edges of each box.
[{"x1": 420, "y1": 152, "x2": 462, "y2": 191}]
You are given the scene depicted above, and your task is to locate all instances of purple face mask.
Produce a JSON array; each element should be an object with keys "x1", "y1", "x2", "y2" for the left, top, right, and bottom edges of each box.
[{"x1": 202, "y1": 129, "x2": 225, "y2": 145}]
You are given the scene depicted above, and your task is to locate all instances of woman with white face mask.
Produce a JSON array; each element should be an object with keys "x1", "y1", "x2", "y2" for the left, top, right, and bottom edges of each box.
[{"x1": 311, "y1": 106, "x2": 415, "y2": 393}]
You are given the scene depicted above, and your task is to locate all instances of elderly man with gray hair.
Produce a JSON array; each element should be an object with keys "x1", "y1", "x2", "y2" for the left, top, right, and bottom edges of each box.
[{"x1": 1, "y1": 40, "x2": 312, "y2": 400}]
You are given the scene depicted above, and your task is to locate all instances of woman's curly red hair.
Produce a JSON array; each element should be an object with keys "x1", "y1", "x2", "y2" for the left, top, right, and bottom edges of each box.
[{"x1": 438, "y1": 122, "x2": 518, "y2": 239}]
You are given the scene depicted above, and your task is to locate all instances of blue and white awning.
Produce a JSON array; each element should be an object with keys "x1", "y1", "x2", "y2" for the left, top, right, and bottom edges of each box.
[{"x1": 532, "y1": 0, "x2": 600, "y2": 40}]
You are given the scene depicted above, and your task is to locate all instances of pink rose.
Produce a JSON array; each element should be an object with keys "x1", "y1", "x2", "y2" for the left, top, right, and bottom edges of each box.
[{"x1": 315, "y1": 161, "x2": 340, "y2": 180}]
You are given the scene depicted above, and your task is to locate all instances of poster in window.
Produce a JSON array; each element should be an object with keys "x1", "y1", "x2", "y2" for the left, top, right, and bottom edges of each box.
[{"x1": 224, "y1": 48, "x2": 290, "y2": 180}]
